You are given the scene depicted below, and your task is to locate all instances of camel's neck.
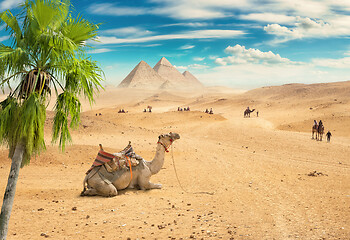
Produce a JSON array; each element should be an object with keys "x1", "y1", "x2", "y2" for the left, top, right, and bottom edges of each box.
[{"x1": 148, "y1": 143, "x2": 166, "y2": 175}]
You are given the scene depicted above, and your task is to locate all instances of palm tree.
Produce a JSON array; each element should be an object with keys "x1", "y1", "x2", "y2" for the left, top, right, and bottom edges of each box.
[{"x1": 0, "y1": 1, "x2": 103, "y2": 239}]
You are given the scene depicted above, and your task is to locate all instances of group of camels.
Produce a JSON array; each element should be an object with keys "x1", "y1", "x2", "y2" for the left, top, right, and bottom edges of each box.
[{"x1": 312, "y1": 121, "x2": 325, "y2": 141}]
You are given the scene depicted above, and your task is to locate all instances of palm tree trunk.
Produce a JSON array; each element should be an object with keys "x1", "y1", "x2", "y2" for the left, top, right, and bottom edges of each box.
[{"x1": 0, "y1": 143, "x2": 25, "y2": 240}]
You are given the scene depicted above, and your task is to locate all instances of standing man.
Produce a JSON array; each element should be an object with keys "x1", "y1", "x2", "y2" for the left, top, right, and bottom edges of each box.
[{"x1": 326, "y1": 131, "x2": 332, "y2": 142}]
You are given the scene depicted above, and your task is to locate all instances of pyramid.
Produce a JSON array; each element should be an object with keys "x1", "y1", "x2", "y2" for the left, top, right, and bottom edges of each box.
[
  {"x1": 153, "y1": 57, "x2": 188, "y2": 88},
  {"x1": 118, "y1": 61, "x2": 165, "y2": 89},
  {"x1": 183, "y1": 71, "x2": 204, "y2": 88},
  {"x1": 159, "y1": 80, "x2": 175, "y2": 89}
]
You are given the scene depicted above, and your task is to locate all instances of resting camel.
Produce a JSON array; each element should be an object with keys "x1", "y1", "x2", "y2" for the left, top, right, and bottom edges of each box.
[
  {"x1": 244, "y1": 109, "x2": 255, "y2": 118},
  {"x1": 81, "y1": 132, "x2": 180, "y2": 197}
]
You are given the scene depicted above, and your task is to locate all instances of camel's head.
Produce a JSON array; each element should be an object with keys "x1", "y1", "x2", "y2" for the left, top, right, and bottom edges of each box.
[{"x1": 158, "y1": 132, "x2": 180, "y2": 149}]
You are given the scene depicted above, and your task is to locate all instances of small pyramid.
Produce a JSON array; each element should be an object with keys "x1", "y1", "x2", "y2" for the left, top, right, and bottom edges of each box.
[
  {"x1": 118, "y1": 61, "x2": 165, "y2": 89},
  {"x1": 159, "y1": 80, "x2": 174, "y2": 89},
  {"x1": 183, "y1": 71, "x2": 204, "y2": 88}
]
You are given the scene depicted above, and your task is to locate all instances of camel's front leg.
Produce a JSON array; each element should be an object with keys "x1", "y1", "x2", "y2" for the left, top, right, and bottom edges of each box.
[
  {"x1": 138, "y1": 170, "x2": 162, "y2": 190},
  {"x1": 139, "y1": 181, "x2": 162, "y2": 190}
]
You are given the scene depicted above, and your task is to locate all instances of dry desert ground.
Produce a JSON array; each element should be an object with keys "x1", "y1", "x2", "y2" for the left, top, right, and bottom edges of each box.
[{"x1": 1, "y1": 82, "x2": 350, "y2": 239}]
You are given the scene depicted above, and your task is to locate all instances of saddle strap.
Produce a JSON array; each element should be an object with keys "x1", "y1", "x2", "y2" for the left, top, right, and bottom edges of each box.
[
  {"x1": 98, "y1": 170, "x2": 113, "y2": 185},
  {"x1": 126, "y1": 156, "x2": 133, "y2": 181}
]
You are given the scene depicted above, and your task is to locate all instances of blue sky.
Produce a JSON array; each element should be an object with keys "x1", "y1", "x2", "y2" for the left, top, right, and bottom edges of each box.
[{"x1": 2, "y1": 0, "x2": 350, "y2": 89}]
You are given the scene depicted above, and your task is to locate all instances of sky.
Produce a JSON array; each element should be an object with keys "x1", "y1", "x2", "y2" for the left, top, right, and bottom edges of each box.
[{"x1": 1, "y1": 0, "x2": 350, "y2": 89}]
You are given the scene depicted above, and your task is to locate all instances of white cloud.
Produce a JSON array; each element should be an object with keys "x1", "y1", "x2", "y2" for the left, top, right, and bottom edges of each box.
[
  {"x1": 87, "y1": 3, "x2": 148, "y2": 16},
  {"x1": 215, "y1": 44, "x2": 293, "y2": 66},
  {"x1": 312, "y1": 57, "x2": 350, "y2": 69},
  {"x1": 179, "y1": 45, "x2": 195, "y2": 50},
  {"x1": 240, "y1": 13, "x2": 296, "y2": 24},
  {"x1": 174, "y1": 65, "x2": 187, "y2": 70},
  {"x1": 87, "y1": 48, "x2": 114, "y2": 54},
  {"x1": 96, "y1": 30, "x2": 245, "y2": 44},
  {"x1": 102, "y1": 27, "x2": 153, "y2": 38},
  {"x1": 0, "y1": 0, "x2": 22, "y2": 10},
  {"x1": 194, "y1": 57, "x2": 205, "y2": 61},
  {"x1": 196, "y1": 62, "x2": 349, "y2": 89},
  {"x1": 264, "y1": 16, "x2": 350, "y2": 44},
  {"x1": 188, "y1": 63, "x2": 209, "y2": 69},
  {"x1": 160, "y1": 22, "x2": 212, "y2": 28},
  {"x1": 175, "y1": 63, "x2": 208, "y2": 71},
  {"x1": 87, "y1": 0, "x2": 350, "y2": 27}
]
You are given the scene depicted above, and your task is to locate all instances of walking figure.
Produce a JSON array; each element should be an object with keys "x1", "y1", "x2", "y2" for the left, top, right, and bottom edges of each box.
[{"x1": 326, "y1": 131, "x2": 332, "y2": 142}]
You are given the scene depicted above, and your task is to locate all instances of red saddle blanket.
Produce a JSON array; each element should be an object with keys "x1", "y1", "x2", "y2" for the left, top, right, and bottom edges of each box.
[
  {"x1": 86, "y1": 150, "x2": 116, "y2": 174},
  {"x1": 86, "y1": 143, "x2": 141, "y2": 174}
]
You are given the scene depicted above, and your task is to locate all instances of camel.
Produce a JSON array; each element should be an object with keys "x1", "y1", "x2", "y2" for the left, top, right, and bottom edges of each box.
[
  {"x1": 312, "y1": 124, "x2": 318, "y2": 139},
  {"x1": 317, "y1": 124, "x2": 324, "y2": 141},
  {"x1": 81, "y1": 132, "x2": 180, "y2": 197},
  {"x1": 244, "y1": 108, "x2": 255, "y2": 118}
]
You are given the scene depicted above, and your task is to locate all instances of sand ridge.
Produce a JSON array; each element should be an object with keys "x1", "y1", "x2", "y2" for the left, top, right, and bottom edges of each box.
[{"x1": 0, "y1": 82, "x2": 349, "y2": 239}]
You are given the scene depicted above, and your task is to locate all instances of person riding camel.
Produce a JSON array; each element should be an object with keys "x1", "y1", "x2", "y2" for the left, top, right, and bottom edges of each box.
[
  {"x1": 313, "y1": 120, "x2": 318, "y2": 128},
  {"x1": 319, "y1": 120, "x2": 323, "y2": 127}
]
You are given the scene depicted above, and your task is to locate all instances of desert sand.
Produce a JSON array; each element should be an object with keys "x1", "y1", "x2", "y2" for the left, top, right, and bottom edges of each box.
[{"x1": 1, "y1": 81, "x2": 350, "y2": 239}]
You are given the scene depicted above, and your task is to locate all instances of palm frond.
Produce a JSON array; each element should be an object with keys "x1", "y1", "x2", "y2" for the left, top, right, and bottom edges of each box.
[
  {"x1": 0, "y1": 10, "x2": 22, "y2": 46},
  {"x1": 0, "y1": 94, "x2": 45, "y2": 167},
  {"x1": 52, "y1": 91, "x2": 81, "y2": 150},
  {"x1": 61, "y1": 14, "x2": 99, "y2": 47}
]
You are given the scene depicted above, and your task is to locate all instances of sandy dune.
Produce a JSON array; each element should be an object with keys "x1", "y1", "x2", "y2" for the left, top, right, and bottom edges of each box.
[{"x1": 1, "y1": 81, "x2": 349, "y2": 239}]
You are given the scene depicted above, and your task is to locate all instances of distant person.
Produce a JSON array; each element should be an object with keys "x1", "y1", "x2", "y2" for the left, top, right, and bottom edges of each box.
[
  {"x1": 187, "y1": 107, "x2": 190, "y2": 111},
  {"x1": 256, "y1": 111, "x2": 259, "y2": 117},
  {"x1": 205, "y1": 109, "x2": 208, "y2": 113},
  {"x1": 178, "y1": 107, "x2": 180, "y2": 111},
  {"x1": 209, "y1": 108, "x2": 213, "y2": 114},
  {"x1": 149, "y1": 108, "x2": 152, "y2": 112},
  {"x1": 313, "y1": 120, "x2": 317, "y2": 128},
  {"x1": 319, "y1": 120, "x2": 323, "y2": 127},
  {"x1": 144, "y1": 109, "x2": 147, "y2": 112},
  {"x1": 326, "y1": 131, "x2": 332, "y2": 142}
]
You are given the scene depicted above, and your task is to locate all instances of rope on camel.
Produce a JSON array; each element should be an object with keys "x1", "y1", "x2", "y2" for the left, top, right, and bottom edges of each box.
[{"x1": 171, "y1": 145, "x2": 215, "y2": 195}]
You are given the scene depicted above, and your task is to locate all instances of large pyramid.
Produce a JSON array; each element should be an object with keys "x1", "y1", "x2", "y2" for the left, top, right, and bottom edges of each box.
[
  {"x1": 118, "y1": 61, "x2": 165, "y2": 89},
  {"x1": 183, "y1": 71, "x2": 204, "y2": 88},
  {"x1": 153, "y1": 57, "x2": 189, "y2": 88}
]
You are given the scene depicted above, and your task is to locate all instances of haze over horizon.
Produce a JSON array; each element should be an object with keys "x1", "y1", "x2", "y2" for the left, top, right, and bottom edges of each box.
[{"x1": 1, "y1": 0, "x2": 350, "y2": 89}]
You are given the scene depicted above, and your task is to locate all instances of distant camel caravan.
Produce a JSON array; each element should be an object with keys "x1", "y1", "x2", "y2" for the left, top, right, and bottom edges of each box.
[
  {"x1": 244, "y1": 108, "x2": 255, "y2": 118},
  {"x1": 312, "y1": 120, "x2": 324, "y2": 141},
  {"x1": 81, "y1": 132, "x2": 180, "y2": 197}
]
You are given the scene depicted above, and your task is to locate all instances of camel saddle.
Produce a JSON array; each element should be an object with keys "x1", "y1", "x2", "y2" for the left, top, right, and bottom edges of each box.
[{"x1": 86, "y1": 142, "x2": 142, "y2": 174}]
